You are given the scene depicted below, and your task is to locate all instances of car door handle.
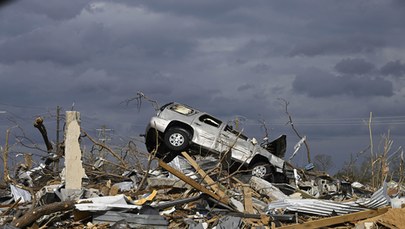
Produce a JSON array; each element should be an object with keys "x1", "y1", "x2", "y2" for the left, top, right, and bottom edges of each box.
[{"x1": 195, "y1": 122, "x2": 201, "y2": 126}]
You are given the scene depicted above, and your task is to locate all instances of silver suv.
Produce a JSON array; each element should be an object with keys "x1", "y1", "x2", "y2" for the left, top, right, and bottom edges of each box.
[{"x1": 144, "y1": 102, "x2": 288, "y2": 182}]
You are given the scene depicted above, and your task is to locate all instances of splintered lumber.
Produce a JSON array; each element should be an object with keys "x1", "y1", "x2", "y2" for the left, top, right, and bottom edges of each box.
[
  {"x1": 12, "y1": 200, "x2": 76, "y2": 228},
  {"x1": 158, "y1": 160, "x2": 229, "y2": 206},
  {"x1": 243, "y1": 185, "x2": 254, "y2": 214},
  {"x1": 278, "y1": 207, "x2": 390, "y2": 229},
  {"x1": 0, "y1": 197, "x2": 21, "y2": 216},
  {"x1": 181, "y1": 152, "x2": 227, "y2": 200}
]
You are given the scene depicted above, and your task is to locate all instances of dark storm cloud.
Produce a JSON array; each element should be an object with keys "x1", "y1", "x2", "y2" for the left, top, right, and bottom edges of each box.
[
  {"x1": 0, "y1": 0, "x2": 16, "y2": 7},
  {"x1": 17, "y1": 0, "x2": 87, "y2": 20},
  {"x1": 293, "y1": 68, "x2": 393, "y2": 97},
  {"x1": 0, "y1": 0, "x2": 17, "y2": 8},
  {"x1": 2, "y1": 0, "x2": 405, "y2": 172},
  {"x1": 380, "y1": 60, "x2": 405, "y2": 77},
  {"x1": 116, "y1": 0, "x2": 250, "y2": 20},
  {"x1": 289, "y1": 37, "x2": 385, "y2": 57},
  {"x1": 334, "y1": 58, "x2": 375, "y2": 75},
  {"x1": 251, "y1": 63, "x2": 271, "y2": 74},
  {"x1": 0, "y1": 23, "x2": 105, "y2": 64},
  {"x1": 237, "y1": 84, "x2": 254, "y2": 92},
  {"x1": 0, "y1": 22, "x2": 195, "y2": 66}
]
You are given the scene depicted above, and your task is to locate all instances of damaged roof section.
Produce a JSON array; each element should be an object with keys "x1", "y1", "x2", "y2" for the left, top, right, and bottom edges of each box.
[{"x1": 266, "y1": 182, "x2": 389, "y2": 217}]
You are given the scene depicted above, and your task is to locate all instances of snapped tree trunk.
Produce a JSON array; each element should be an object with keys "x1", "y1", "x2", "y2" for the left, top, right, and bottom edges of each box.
[
  {"x1": 12, "y1": 200, "x2": 76, "y2": 228},
  {"x1": 34, "y1": 117, "x2": 53, "y2": 153}
]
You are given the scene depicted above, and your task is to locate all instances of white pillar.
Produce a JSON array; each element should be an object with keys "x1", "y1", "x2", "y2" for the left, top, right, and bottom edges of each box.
[{"x1": 64, "y1": 111, "x2": 85, "y2": 189}]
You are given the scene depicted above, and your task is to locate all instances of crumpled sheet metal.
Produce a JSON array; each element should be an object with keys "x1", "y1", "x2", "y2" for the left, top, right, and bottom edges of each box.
[
  {"x1": 93, "y1": 211, "x2": 168, "y2": 228},
  {"x1": 75, "y1": 194, "x2": 141, "y2": 211},
  {"x1": 266, "y1": 182, "x2": 388, "y2": 216},
  {"x1": 9, "y1": 184, "x2": 31, "y2": 203}
]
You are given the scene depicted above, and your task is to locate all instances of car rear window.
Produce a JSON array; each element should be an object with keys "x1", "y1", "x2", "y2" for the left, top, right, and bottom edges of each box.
[{"x1": 170, "y1": 104, "x2": 194, "y2": 115}]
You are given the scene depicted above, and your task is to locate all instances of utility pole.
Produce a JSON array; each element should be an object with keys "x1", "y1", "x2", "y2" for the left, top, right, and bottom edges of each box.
[
  {"x1": 96, "y1": 125, "x2": 112, "y2": 143},
  {"x1": 96, "y1": 125, "x2": 112, "y2": 158}
]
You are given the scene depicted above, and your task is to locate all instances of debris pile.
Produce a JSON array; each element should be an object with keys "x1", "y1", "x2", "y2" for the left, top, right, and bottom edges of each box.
[
  {"x1": 1, "y1": 110, "x2": 404, "y2": 228},
  {"x1": 1, "y1": 152, "x2": 404, "y2": 228}
]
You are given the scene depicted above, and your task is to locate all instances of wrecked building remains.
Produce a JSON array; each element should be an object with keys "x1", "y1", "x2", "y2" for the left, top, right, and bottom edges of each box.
[{"x1": 0, "y1": 104, "x2": 404, "y2": 229}]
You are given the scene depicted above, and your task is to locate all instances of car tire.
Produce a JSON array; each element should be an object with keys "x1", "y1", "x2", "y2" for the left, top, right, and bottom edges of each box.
[
  {"x1": 251, "y1": 162, "x2": 274, "y2": 181},
  {"x1": 164, "y1": 127, "x2": 190, "y2": 152}
]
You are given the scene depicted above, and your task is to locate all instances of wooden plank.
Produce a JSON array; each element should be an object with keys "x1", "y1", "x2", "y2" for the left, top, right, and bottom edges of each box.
[
  {"x1": 278, "y1": 207, "x2": 389, "y2": 229},
  {"x1": 181, "y1": 152, "x2": 227, "y2": 200},
  {"x1": 158, "y1": 159, "x2": 229, "y2": 206},
  {"x1": 243, "y1": 185, "x2": 255, "y2": 214}
]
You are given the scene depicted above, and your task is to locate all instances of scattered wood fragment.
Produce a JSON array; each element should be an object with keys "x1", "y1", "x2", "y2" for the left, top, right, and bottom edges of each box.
[
  {"x1": 181, "y1": 151, "x2": 228, "y2": 200},
  {"x1": 278, "y1": 207, "x2": 390, "y2": 229},
  {"x1": 0, "y1": 197, "x2": 21, "y2": 216},
  {"x1": 158, "y1": 159, "x2": 229, "y2": 206},
  {"x1": 243, "y1": 185, "x2": 254, "y2": 214}
]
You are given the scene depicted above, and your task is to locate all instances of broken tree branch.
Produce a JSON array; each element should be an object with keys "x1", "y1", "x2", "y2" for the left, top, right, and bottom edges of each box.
[
  {"x1": 122, "y1": 91, "x2": 160, "y2": 112},
  {"x1": 33, "y1": 117, "x2": 53, "y2": 153},
  {"x1": 134, "y1": 126, "x2": 159, "y2": 195},
  {"x1": 81, "y1": 129, "x2": 128, "y2": 169},
  {"x1": 3, "y1": 127, "x2": 37, "y2": 212},
  {"x1": 279, "y1": 98, "x2": 311, "y2": 163},
  {"x1": 368, "y1": 112, "x2": 375, "y2": 188},
  {"x1": 12, "y1": 200, "x2": 76, "y2": 228},
  {"x1": 0, "y1": 197, "x2": 21, "y2": 217},
  {"x1": 3, "y1": 128, "x2": 10, "y2": 182}
]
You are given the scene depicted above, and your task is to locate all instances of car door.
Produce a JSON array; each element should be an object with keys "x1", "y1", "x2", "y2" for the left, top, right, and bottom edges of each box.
[
  {"x1": 192, "y1": 114, "x2": 223, "y2": 150},
  {"x1": 218, "y1": 125, "x2": 256, "y2": 163}
]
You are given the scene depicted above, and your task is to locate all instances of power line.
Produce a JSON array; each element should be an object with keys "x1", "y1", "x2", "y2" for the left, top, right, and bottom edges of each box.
[
  {"x1": 240, "y1": 115, "x2": 405, "y2": 126},
  {"x1": 0, "y1": 102, "x2": 47, "y2": 110}
]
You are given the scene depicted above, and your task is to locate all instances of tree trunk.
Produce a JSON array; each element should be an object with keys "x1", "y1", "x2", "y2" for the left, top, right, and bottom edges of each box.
[{"x1": 12, "y1": 200, "x2": 76, "y2": 228}]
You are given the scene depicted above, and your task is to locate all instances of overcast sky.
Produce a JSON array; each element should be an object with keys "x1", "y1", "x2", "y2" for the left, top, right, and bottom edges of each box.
[{"x1": 1, "y1": 0, "x2": 405, "y2": 172}]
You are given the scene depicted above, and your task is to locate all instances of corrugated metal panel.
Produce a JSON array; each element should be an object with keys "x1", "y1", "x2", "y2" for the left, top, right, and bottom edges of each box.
[
  {"x1": 93, "y1": 211, "x2": 168, "y2": 229},
  {"x1": 355, "y1": 182, "x2": 389, "y2": 209},
  {"x1": 266, "y1": 182, "x2": 388, "y2": 216}
]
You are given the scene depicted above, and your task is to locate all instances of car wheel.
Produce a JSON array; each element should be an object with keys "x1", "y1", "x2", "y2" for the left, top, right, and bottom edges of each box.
[
  {"x1": 164, "y1": 127, "x2": 190, "y2": 152},
  {"x1": 251, "y1": 162, "x2": 274, "y2": 181}
]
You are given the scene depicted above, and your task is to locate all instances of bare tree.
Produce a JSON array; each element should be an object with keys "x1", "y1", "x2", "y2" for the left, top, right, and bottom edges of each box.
[
  {"x1": 278, "y1": 98, "x2": 311, "y2": 163},
  {"x1": 313, "y1": 154, "x2": 333, "y2": 172},
  {"x1": 122, "y1": 91, "x2": 160, "y2": 112}
]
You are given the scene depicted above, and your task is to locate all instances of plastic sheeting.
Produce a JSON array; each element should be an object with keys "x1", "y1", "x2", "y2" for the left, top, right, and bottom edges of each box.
[
  {"x1": 75, "y1": 194, "x2": 141, "y2": 211},
  {"x1": 10, "y1": 184, "x2": 31, "y2": 203}
]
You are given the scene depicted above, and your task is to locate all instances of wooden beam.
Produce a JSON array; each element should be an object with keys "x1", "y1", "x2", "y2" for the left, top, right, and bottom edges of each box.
[
  {"x1": 158, "y1": 159, "x2": 229, "y2": 206},
  {"x1": 243, "y1": 185, "x2": 254, "y2": 214},
  {"x1": 181, "y1": 152, "x2": 227, "y2": 200},
  {"x1": 278, "y1": 207, "x2": 389, "y2": 229}
]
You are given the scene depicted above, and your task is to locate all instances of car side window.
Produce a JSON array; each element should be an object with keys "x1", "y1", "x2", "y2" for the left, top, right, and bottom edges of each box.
[
  {"x1": 199, "y1": 114, "x2": 222, "y2": 128},
  {"x1": 170, "y1": 104, "x2": 194, "y2": 115},
  {"x1": 225, "y1": 124, "x2": 249, "y2": 140}
]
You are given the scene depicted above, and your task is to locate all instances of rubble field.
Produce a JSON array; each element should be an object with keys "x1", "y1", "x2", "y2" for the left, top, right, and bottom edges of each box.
[
  {"x1": 1, "y1": 111, "x2": 404, "y2": 228},
  {"x1": 1, "y1": 150, "x2": 404, "y2": 229}
]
